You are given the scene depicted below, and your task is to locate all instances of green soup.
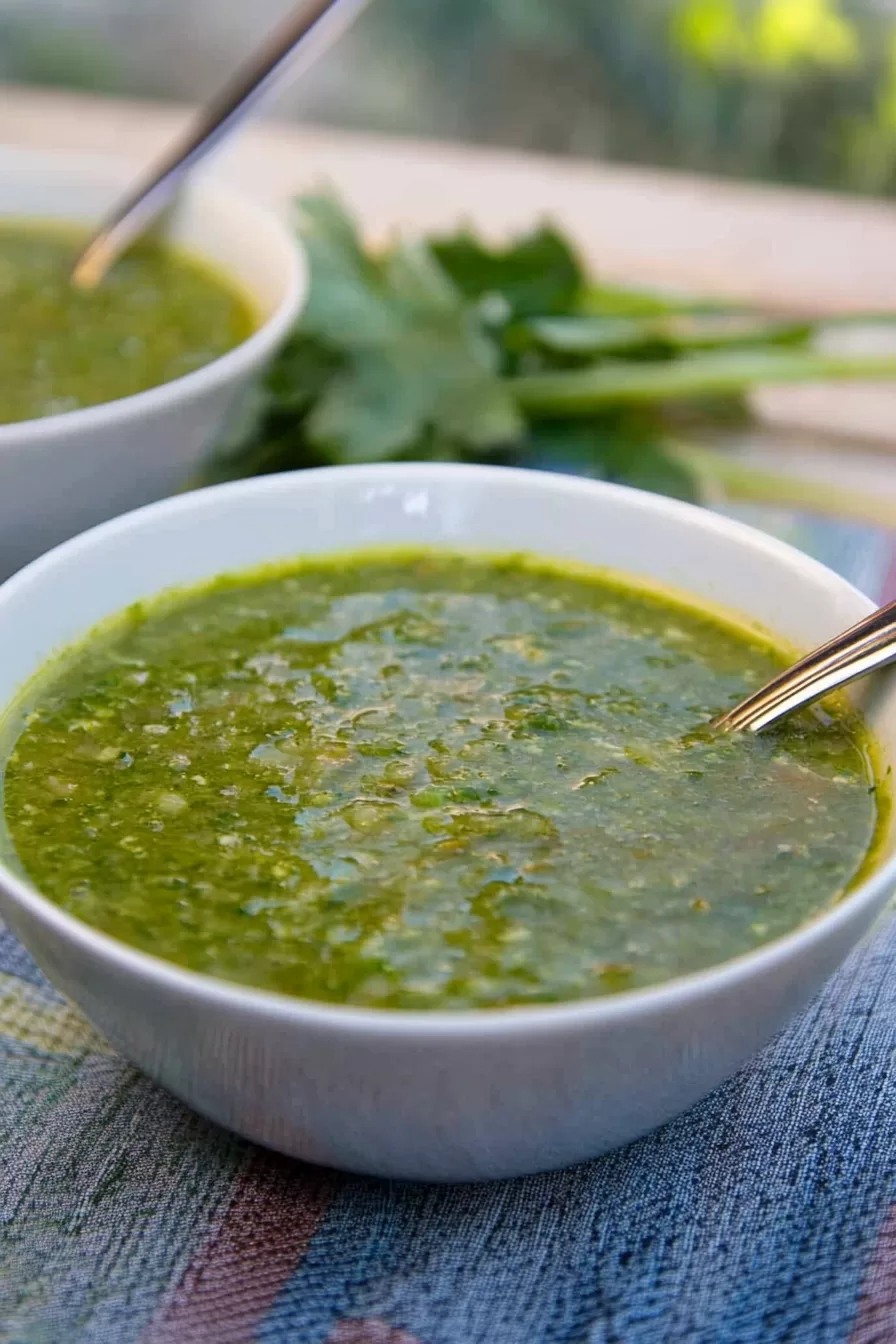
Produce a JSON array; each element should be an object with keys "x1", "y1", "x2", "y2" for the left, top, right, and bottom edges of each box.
[
  {"x1": 1, "y1": 551, "x2": 883, "y2": 1009},
  {"x1": 0, "y1": 224, "x2": 255, "y2": 424}
]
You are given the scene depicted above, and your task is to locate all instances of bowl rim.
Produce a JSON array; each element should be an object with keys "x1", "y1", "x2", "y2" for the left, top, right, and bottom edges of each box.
[
  {"x1": 0, "y1": 146, "x2": 305, "y2": 448},
  {"x1": 0, "y1": 461, "x2": 891, "y2": 1037}
]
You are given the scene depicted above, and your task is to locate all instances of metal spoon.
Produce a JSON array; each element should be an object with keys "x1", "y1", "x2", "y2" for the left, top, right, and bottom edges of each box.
[
  {"x1": 712, "y1": 596, "x2": 896, "y2": 733},
  {"x1": 71, "y1": 0, "x2": 372, "y2": 290}
]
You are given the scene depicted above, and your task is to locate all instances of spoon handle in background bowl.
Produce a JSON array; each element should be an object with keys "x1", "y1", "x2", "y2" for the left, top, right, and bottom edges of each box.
[
  {"x1": 712, "y1": 596, "x2": 896, "y2": 734},
  {"x1": 71, "y1": 0, "x2": 373, "y2": 290}
]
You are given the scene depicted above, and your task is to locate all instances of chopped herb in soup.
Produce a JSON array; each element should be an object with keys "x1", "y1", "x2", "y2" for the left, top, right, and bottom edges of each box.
[
  {"x1": 1, "y1": 552, "x2": 882, "y2": 1009},
  {"x1": 0, "y1": 224, "x2": 254, "y2": 423}
]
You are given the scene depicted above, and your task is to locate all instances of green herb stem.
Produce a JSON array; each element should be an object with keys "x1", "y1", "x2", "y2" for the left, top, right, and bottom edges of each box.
[
  {"x1": 668, "y1": 441, "x2": 896, "y2": 529},
  {"x1": 510, "y1": 350, "x2": 896, "y2": 415}
]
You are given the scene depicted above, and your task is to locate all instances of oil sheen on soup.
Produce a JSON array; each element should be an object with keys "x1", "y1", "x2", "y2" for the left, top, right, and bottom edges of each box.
[{"x1": 1, "y1": 551, "x2": 882, "y2": 1009}]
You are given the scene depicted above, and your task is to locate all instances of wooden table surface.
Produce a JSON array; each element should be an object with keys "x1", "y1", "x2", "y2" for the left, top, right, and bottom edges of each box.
[{"x1": 3, "y1": 84, "x2": 896, "y2": 494}]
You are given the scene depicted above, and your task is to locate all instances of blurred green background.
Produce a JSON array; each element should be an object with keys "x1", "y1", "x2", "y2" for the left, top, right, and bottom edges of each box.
[{"x1": 6, "y1": 0, "x2": 896, "y2": 194}]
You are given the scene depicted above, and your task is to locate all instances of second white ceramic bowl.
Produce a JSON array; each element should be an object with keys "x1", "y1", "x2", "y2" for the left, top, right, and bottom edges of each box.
[
  {"x1": 0, "y1": 464, "x2": 893, "y2": 1182},
  {"x1": 0, "y1": 148, "x2": 305, "y2": 579}
]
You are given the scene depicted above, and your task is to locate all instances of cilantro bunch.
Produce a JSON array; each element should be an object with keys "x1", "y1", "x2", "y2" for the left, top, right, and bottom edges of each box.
[{"x1": 204, "y1": 192, "x2": 896, "y2": 524}]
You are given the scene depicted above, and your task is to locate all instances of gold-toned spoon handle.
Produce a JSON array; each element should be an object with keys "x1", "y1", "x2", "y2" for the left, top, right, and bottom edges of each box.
[
  {"x1": 713, "y1": 596, "x2": 896, "y2": 733},
  {"x1": 71, "y1": 0, "x2": 372, "y2": 289}
]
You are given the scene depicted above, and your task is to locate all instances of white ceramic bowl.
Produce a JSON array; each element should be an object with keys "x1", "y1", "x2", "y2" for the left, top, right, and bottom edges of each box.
[
  {"x1": 0, "y1": 463, "x2": 893, "y2": 1183},
  {"x1": 0, "y1": 147, "x2": 304, "y2": 579}
]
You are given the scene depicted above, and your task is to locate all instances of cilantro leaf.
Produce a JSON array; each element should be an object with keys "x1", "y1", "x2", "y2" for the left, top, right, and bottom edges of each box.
[
  {"x1": 519, "y1": 421, "x2": 701, "y2": 503},
  {"x1": 430, "y1": 226, "x2": 584, "y2": 320},
  {"x1": 605, "y1": 439, "x2": 700, "y2": 502},
  {"x1": 296, "y1": 194, "x2": 521, "y2": 463},
  {"x1": 295, "y1": 195, "x2": 397, "y2": 347},
  {"x1": 199, "y1": 191, "x2": 894, "y2": 528}
]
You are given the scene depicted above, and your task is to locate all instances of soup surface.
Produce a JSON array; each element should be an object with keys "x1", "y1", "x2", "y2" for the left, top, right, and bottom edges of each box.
[
  {"x1": 0, "y1": 224, "x2": 254, "y2": 424},
  {"x1": 1, "y1": 552, "x2": 881, "y2": 1009}
]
